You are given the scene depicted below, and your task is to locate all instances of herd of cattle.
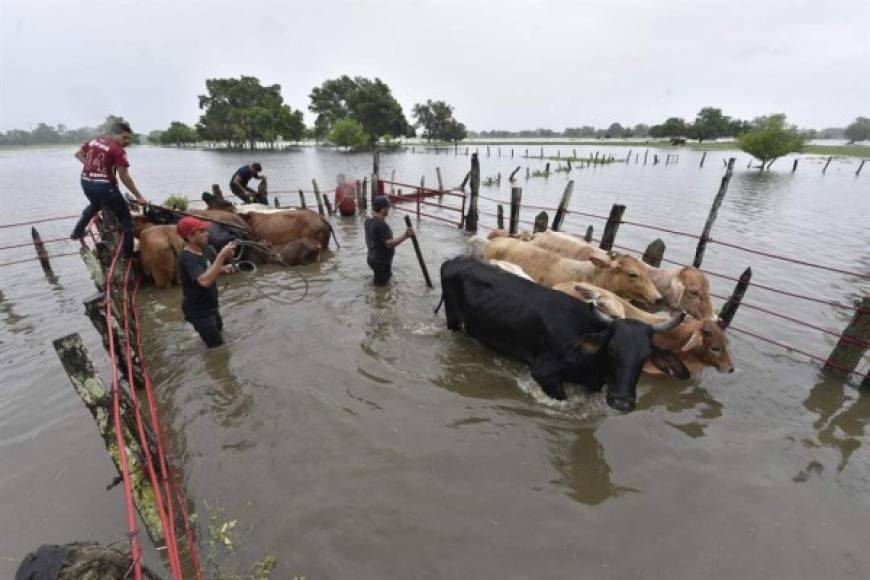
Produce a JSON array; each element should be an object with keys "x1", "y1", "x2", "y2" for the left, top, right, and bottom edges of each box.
[
  {"x1": 446, "y1": 229, "x2": 734, "y2": 411},
  {"x1": 129, "y1": 197, "x2": 733, "y2": 413}
]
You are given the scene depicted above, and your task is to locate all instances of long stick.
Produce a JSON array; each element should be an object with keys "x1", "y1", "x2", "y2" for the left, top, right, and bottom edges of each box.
[{"x1": 404, "y1": 215, "x2": 433, "y2": 288}]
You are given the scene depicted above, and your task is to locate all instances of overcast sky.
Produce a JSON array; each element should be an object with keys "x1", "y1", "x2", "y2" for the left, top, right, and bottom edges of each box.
[{"x1": 1, "y1": 0, "x2": 867, "y2": 133}]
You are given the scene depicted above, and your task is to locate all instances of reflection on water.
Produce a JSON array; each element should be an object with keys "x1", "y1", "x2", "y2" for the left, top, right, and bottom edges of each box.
[
  {"x1": 729, "y1": 172, "x2": 791, "y2": 220},
  {"x1": 637, "y1": 380, "x2": 723, "y2": 438},
  {"x1": 546, "y1": 423, "x2": 638, "y2": 505},
  {"x1": 0, "y1": 289, "x2": 32, "y2": 334},
  {"x1": 201, "y1": 345, "x2": 254, "y2": 429}
]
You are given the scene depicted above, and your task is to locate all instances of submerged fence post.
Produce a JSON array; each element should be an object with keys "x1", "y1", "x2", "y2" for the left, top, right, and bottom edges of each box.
[
  {"x1": 717, "y1": 267, "x2": 752, "y2": 328},
  {"x1": 417, "y1": 176, "x2": 424, "y2": 219},
  {"x1": 497, "y1": 205, "x2": 504, "y2": 229},
  {"x1": 297, "y1": 190, "x2": 307, "y2": 209},
  {"x1": 274, "y1": 196, "x2": 280, "y2": 208},
  {"x1": 599, "y1": 204, "x2": 626, "y2": 251},
  {"x1": 792, "y1": 159, "x2": 799, "y2": 172},
  {"x1": 642, "y1": 239, "x2": 666, "y2": 267},
  {"x1": 824, "y1": 296, "x2": 870, "y2": 378},
  {"x1": 856, "y1": 160, "x2": 866, "y2": 176},
  {"x1": 534, "y1": 211, "x2": 549, "y2": 233},
  {"x1": 509, "y1": 166, "x2": 521, "y2": 182},
  {"x1": 584, "y1": 226, "x2": 593, "y2": 242},
  {"x1": 464, "y1": 153, "x2": 479, "y2": 232},
  {"x1": 700, "y1": 152, "x2": 707, "y2": 168},
  {"x1": 822, "y1": 156, "x2": 833, "y2": 174},
  {"x1": 31, "y1": 227, "x2": 53, "y2": 274},
  {"x1": 509, "y1": 187, "x2": 523, "y2": 235},
  {"x1": 551, "y1": 180, "x2": 574, "y2": 232},
  {"x1": 693, "y1": 157, "x2": 736, "y2": 267},
  {"x1": 372, "y1": 148, "x2": 380, "y2": 207}
]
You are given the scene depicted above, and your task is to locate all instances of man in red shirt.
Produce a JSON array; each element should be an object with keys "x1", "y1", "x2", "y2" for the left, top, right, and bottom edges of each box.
[{"x1": 70, "y1": 121, "x2": 148, "y2": 256}]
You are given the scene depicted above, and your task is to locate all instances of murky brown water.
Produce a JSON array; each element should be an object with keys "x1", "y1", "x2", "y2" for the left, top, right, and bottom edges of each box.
[{"x1": 1, "y1": 145, "x2": 869, "y2": 578}]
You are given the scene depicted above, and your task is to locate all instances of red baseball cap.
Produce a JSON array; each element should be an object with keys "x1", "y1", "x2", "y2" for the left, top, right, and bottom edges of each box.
[{"x1": 176, "y1": 216, "x2": 210, "y2": 239}]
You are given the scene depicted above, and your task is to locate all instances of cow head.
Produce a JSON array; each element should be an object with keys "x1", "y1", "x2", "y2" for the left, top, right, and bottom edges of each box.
[
  {"x1": 571, "y1": 283, "x2": 627, "y2": 318},
  {"x1": 680, "y1": 319, "x2": 734, "y2": 373},
  {"x1": 574, "y1": 307, "x2": 690, "y2": 412},
  {"x1": 667, "y1": 267, "x2": 714, "y2": 320},
  {"x1": 589, "y1": 255, "x2": 663, "y2": 308}
]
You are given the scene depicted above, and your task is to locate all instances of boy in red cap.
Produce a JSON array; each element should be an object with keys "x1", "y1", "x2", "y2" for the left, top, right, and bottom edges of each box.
[{"x1": 177, "y1": 216, "x2": 236, "y2": 347}]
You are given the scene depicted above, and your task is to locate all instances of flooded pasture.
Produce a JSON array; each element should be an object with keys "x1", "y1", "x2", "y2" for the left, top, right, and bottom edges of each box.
[{"x1": 1, "y1": 144, "x2": 869, "y2": 578}]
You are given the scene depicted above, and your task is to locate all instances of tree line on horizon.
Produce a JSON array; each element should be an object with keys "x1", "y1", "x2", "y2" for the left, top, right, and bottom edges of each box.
[{"x1": 2, "y1": 74, "x2": 868, "y2": 150}]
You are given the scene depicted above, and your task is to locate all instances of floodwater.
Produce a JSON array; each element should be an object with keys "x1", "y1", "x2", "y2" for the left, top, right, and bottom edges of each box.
[{"x1": 1, "y1": 144, "x2": 868, "y2": 579}]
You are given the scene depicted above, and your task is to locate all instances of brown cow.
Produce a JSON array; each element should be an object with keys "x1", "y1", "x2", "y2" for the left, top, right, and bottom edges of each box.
[
  {"x1": 556, "y1": 282, "x2": 734, "y2": 375},
  {"x1": 647, "y1": 265, "x2": 714, "y2": 321},
  {"x1": 484, "y1": 237, "x2": 663, "y2": 306},
  {"x1": 132, "y1": 216, "x2": 183, "y2": 289},
  {"x1": 269, "y1": 238, "x2": 322, "y2": 266},
  {"x1": 243, "y1": 209, "x2": 334, "y2": 249}
]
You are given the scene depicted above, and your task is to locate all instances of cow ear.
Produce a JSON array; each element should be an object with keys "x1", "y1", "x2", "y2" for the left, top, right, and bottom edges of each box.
[
  {"x1": 576, "y1": 331, "x2": 608, "y2": 354},
  {"x1": 649, "y1": 346, "x2": 691, "y2": 379},
  {"x1": 680, "y1": 330, "x2": 703, "y2": 352},
  {"x1": 589, "y1": 256, "x2": 611, "y2": 270}
]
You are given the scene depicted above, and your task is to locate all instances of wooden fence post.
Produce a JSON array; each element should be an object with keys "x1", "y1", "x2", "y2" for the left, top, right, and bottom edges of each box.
[
  {"x1": 417, "y1": 176, "x2": 424, "y2": 219},
  {"x1": 313, "y1": 188, "x2": 324, "y2": 216},
  {"x1": 273, "y1": 196, "x2": 280, "y2": 208},
  {"x1": 297, "y1": 190, "x2": 307, "y2": 209},
  {"x1": 822, "y1": 156, "x2": 833, "y2": 174},
  {"x1": 599, "y1": 204, "x2": 626, "y2": 251},
  {"x1": 643, "y1": 150, "x2": 648, "y2": 165},
  {"x1": 487, "y1": 145, "x2": 490, "y2": 157},
  {"x1": 361, "y1": 177, "x2": 368, "y2": 210},
  {"x1": 509, "y1": 166, "x2": 521, "y2": 182},
  {"x1": 31, "y1": 227, "x2": 53, "y2": 274},
  {"x1": 212, "y1": 184, "x2": 225, "y2": 200},
  {"x1": 717, "y1": 267, "x2": 752, "y2": 328},
  {"x1": 642, "y1": 239, "x2": 666, "y2": 267},
  {"x1": 792, "y1": 159, "x2": 799, "y2": 172},
  {"x1": 497, "y1": 205, "x2": 504, "y2": 229},
  {"x1": 464, "y1": 153, "x2": 479, "y2": 232},
  {"x1": 551, "y1": 180, "x2": 574, "y2": 232},
  {"x1": 534, "y1": 211, "x2": 549, "y2": 233},
  {"x1": 693, "y1": 157, "x2": 735, "y2": 267},
  {"x1": 509, "y1": 187, "x2": 523, "y2": 235},
  {"x1": 525, "y1": 167, "x2": 530, "y2": 180},
  {"x1": 584, "y1": 226, "x2": 593, "y2": 242},
  {"x1": 626, "y1": 150, "x2": 632, "y2": 164},
  {"x1": 372, "y1": 148, "x2": 380, "y2": 207},
  {"x1": 323, "y1": 195, "x2": 333, "y2": 216},
  {"x1": 856, "y1": 160, "x2": 866, "y2": 176},
  {"x1": 824, "y1": 297, "x2": 870, "y2": 378}
]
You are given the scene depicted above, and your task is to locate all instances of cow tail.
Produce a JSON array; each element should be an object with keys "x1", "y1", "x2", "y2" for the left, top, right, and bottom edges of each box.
[
  {"x1": 433, "y1": 294, "x2": 445, "y2": 314},
  {"x1": 322, "y1": 217, "x2": 340, "y2": 249}
]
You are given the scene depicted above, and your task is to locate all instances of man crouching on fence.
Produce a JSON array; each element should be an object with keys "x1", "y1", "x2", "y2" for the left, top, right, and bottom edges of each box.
[{"x1": 177, "y1": 217, "x2": 237, "y2": 347}]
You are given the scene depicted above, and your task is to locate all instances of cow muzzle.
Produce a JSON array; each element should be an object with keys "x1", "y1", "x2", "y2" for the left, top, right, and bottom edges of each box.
[{"x1": 606, "y1": 395, "x2": 635, "y2": 413}]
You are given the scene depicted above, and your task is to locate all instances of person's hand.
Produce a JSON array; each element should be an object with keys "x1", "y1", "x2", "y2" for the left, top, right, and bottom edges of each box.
[
  {"x1": 219, "y1": 242, "x2": 237, "y2": 261},
  {"x1": 222, "y1": 264, "x2": 238, "y2": 274},
  {"x1": 404, "y1": 227, "x2": 414, "y2": 239}
]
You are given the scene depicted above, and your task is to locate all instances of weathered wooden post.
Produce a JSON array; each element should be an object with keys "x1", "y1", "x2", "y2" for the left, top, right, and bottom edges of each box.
[
  {"x1": 626, "y1": 150, "x2": 632, "y2": 164},
  {"x1": 700, "y1": 151, "x2": 707, "y2": 168},
  {"x1": 693, "y1": 157, "x2": 736, "y2": 267},
  {"x1": 361, "y1": 177, "x2": 368, "y2": 210},
  {"x1": 824, "y1": 297, "x2": 870, "y2": 378},
  {"x1": 322, "y1": 194, "x2": 334, "y2": 216},
  {"x1": 497, "y1": 204, "x2": 504, "y2": 229},
  {"x1": 551, "y1": 180, "x2": 574, "y2": 232},
  {"x1": 436, "y1": 166, "x2": 444, "y2": 201},
  {"x1": 792, "y1": 159, "x2": 799, "y2": 172},
  {"x1": 487, "y1": 145, "x2": 490, "y2": 157},
  {"x1": 313, "y1": 179, "x2": 328, "y2": 215},
  {"x1": 511, "y1": 148, "x2": 514, "y2": 158},
  {"x1": 465, "y1": 147, "x2": 469, "y2": 155},
  {"x1": 822, "y1": 156, "x2": 833, "y2": 174},
  {"x1": 313, "y1": 189, "x2": 324, "y2": 216},
  {"x1": 643, "y1": 150, "x2": 648, "y2": 165},
  {"x1": 403, "y1": 215, "x2": 433, "y2": 289},
  {"x1": 653, "y1": 154, "x2": 659, "y2": 165},
  {"x1": 642, "y1": 239, "x2": 666, "y2": 267},
  {"x1": 509, "y1": 187, "x2": 523, "y2": 235},
  {"x1": 717, "y1": 267, "x2": 752, "y2": 328},
  {"x1": 856, "y1": 160, "x2": 866, "y2": 176},
  {"x1": 211, "y1": 184, "x2": 225, "y2": 200},
  {"x1": 509, "y1": 166, "x2": 521, "y2": 182},
  {"x1": 525, "y1": 148, "x2": 528, "y2": 158},
  {"x1": 464, "y1": 153, "x2": 479, "y2": 232},
  {"x1": 31, "y1": 227, "x2": 53, "y2": 274},
  {"x1": 557, "y1": 150, "x2": 561, "y2": 159},
  {"x1": 533, "y1": 211, "x2": 549, "y2": 233},
  {"x1": 273, "y1": 196, "x2": 280, "y2": 208},
  {"x1": 297, "y1": 190, "x2": 307, "y2": 209},
  {"x1": 499, "y1": 147, "x2": 502, "y2": 157},
  {"x1": 573, "y1": 149, "x2": 577, "y2": 160},
  {"x1": 599, "y1": 204, "x2": 626, "y2": 251},
  {"x1": 594, "y1": 151, "x2": 600, "y2": 165},
  {"x1": 540, "y1": 146, "x2": 544, "y2": 159},
  {"x1": 417, "y1": 176, "x2": 424, "y2": 219},
  {"x1": 372, "y1": 148, "x2": 380, "y2": 207},
  {"x1": 525, "y1": 167, "x2": 530, "y2": 180},
  {"x1": 584, "y1": 226, "x2": 593, "y2": 242}
]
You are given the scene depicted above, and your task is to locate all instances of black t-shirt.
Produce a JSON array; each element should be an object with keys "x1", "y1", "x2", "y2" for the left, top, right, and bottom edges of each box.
[
  {"x1": 364, "y1": 216, "x2": 394, "y2": 266},
  {"x1": 179, "y1": 246, "x2": 219, "y2": 316},
  {"x1": 232, "y1": 165, "x2": 258, "y2": 187}
]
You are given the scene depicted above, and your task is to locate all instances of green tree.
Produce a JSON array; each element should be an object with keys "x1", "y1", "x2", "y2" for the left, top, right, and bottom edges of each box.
[
  {"x1": 328, "y1": 117, "x2": 368, "y2": 150},
  {"x1": 633, "y1": 124, "x2": 650, "y2": 138},
  {"x1": 737, "y1": 114, "x2": 808, "y2": 170},
  {"x1": 309, "y1": 76, "x2": 413, "y2": 144},
  {"x1": 844, "y1": 117, "x2": 870, "y2": 142},
  {"x1": 160, "y1": 121, "x2": 199, "y2": 146},
  {"x1": 688, "y1": 107, "x2": 731, "y2": 142},
  {"x1": 147, "y1": 130, "x2": 165, "y2": 144},
  {"x1": 412, "y1": 99, "x2": 466, "y2": 142},
  {"x1": 605, "y1": 122, "x2": 625, "y2": 138}
]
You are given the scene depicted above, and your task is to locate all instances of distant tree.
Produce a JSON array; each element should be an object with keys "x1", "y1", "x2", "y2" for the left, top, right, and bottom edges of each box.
[
  {"x1": 147, "y1": 130, "x2": 165, "y2": 144},
  {"x1": 844, "y1": 117, "x2": 870, "y2": 142},
  {"x1": 274, "y1": 105, "x2": 306, "y2": 143},
  {"x1": 737, "y1": 114, "x2": 808, "y2": 170},
  {"x1": 728, "y1": 118, "x2": 752, "y2": 137},
  {"x1": 328, "y1": 117, "x2": 368, "y2": 149},
  {"x1": 633, "y1": 123, "x2": 650, "y2": 138},
  {"x1": 817, "y1": 126, "x2": 846, "y2": 140},
  {"x1": 160, "y1": 121, "x2": 199, "y2": 146},
  {"x1": 30, "y1": 123, "x2": 60, "y2": 143},
  {"x1": 97, "y1": 115, "x2": 140, "y2": 143},
  {"x1": 621, "y1": 127, "x2": 634, "y2": 138},
  {"x1": 605, "y1": 122, "x2": 625, "y2": 138},
  {"x1": 688, "y1": 107, "x2": 731, "y2": 142},
  {"x1": 309, "y1": 76, "x2": 413, "y2": 144},
  {"x1": 413, "y1": 100, "x2": 467, "y2": 142}
]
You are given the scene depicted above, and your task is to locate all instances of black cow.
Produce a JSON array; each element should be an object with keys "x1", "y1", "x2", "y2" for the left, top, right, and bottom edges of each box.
[{"x1": 439, "y1": 257, "x2": 689, "y2": 412}]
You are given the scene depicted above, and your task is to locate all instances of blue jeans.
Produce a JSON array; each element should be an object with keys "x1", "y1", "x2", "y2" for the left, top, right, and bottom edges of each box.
[{"x1": 72, "y1": 178, "x2": 134, "y2": 257}]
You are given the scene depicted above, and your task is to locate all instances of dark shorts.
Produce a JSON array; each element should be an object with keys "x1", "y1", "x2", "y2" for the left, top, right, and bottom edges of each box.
[
  {"x1": 185, "y1": 310, "x2": 224, "y2": 347},
  {"x1": 368, "y1": 260, "x2": 392, "y2": 286}
]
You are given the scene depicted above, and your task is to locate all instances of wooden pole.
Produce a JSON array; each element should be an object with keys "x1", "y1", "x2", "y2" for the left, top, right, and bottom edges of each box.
[
  {"x1": 417, "y1": 176, "x2": 424, "y2": 219},
  {"x1": 643, "y1": 150, "x2": 648, "y2": 165},
  {"x1": 717, "y1": 267, "x2": 752, "y2": 329},
  {"x1": 822, "y1": 156, "x2": 833, "y2": 174},
  {"x1": 313, "y1": 187, "x2": 324, "y2": 216},
  {"x1": 487, "y1": 145, "x2": 490, "y2": 157},
  {"x1": 693, "y1": 157, "x2": 735, "y2": 267},
  {"x1": 509, "y1": 166, "x2": 521, "y2": 182},
  {"x1": 824, "y1": 296, "x2": 870, "y2": 376},
  {"x1": 792, "y1": 159, "x2": 799, "y2": 172},
  {"x1": 626, "y1": 150, "x2": 632, "y2": 164},
  {"x1": 497, "y1": 204, "x2": 504, "y2": 229},
  {"x1": 322, "y1": 194, "x2": 333, "y2": 216},
  {"x1": 525, "y1": 167, "x2": 530, "y2": 180},
  {"x1": 700, "y1": 151, "x2": 708, "y2": 168},
  {"x1": 856, "y1": 160, "x2": 866, "y2": 176},
  {"x1": 642, "y1": 239, "x2": 666, "y2": 267},
  {"x1": 372, "y1": 148, "x2": 380, "y2": 206},
  {"x1": 533, "y1": 211, "x2": 549, "y2": 233},
  {"x1": 361, "y1": 177, "x2": 368, "y2": 210},
  {"x1": 551, "y1": 180, "x2": 574, "y2": 232},
  {"x1": 464, "y1": 153, "x2": 480, "y2": 232},
  {"x1": 297, "y1": 190, "x2": 307, "y2": 209},
  {"x1": 273, "y1": 196, "x2": 280, "y2": 208},
  {"x1": 599, "y1": 204, "x2": 626, "y2": 251},
  {"x1": 509, "y1": 187, "x2": 522, "y2": 236},
  {"x1": 540, "y1": 146, "x2": 544, "y2": 159},
  {"x1": 31, "y1": 227, "x2": 53, "y2": 274},
  {"x1": 584, "y1": 226, "x2": 593, "y2": 242},
  {"x1": 436, "y1": 166, "x2": 444, "y2": 201},
  {"x1": 403, "y1": 215, "x2": 433, "y2": 289}
]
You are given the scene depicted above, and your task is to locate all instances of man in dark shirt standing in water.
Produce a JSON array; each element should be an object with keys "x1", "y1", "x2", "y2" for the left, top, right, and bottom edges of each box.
[
  {"x1": 229, "y1": 162, "x2": 265, "y2": 203},
  {"x1": 71, "y1": 121, "x2": 148, "y2": 257},
  {"x1": 177, "y1": 216, "x2": 237, "y2": 347},
  {"x1": 364, "y1": 196, "x2": 413, "y2": 286}
]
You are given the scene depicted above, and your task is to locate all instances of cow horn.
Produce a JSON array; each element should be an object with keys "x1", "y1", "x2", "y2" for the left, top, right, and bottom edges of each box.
[
  {"x1": 651, "y1": 311, "x2": 686, "y2": 333},
  {"x1": 591, "y1": 304, "x2": 613, "y2": 326}
]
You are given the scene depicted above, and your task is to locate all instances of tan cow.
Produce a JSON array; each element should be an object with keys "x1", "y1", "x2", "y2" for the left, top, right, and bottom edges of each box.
[
  {"x1": 486, "y1": 228, "x2": 532, "y2": 241},
  {"x1": 243, "y1": 209, "x2": 334, "y2": 249},
  {"x1": 132, "y1": 216, "x2": 183, "y2": 289},
  {"x1": 483, "y1": 237, "x2": 663, "y2": 306},
  {"x1": 556, "y1": 282, "x2": 734, "y2": 375},
  {"x1": 647, "y1": 266, "x2": 714, "y2": 321},
  {"x1": 530, "y1": 230, "x2": 610, "y2": 262}
]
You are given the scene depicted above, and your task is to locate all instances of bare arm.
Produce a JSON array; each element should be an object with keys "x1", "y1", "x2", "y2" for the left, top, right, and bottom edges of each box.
[
  {"x1": 385, "y1": 227, "x2": 414, "y2": 249},
  {"x1": 117, "y1": 166, "x2": 146, "y2": 202},
  {"x1": 232, "y1": 174, "x2": 258, "y2": 195},
  {"x1": 74, "y1": 150, "x2": 86, "y2": 164},
  {"x1": 196, "y1": 243, "x2": 235, "y2": 287}
]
